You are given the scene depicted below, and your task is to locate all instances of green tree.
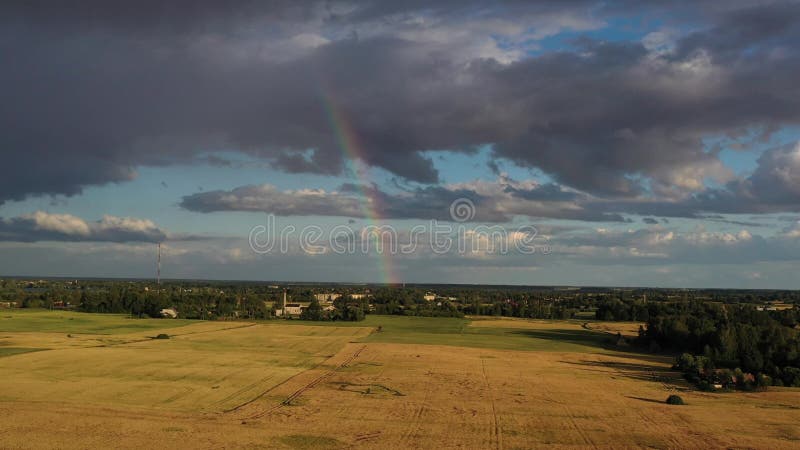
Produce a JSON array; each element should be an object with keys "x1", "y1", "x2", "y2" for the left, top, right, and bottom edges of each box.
[{"x1": 301, "y1": 298, "x2": 324, "y2": 321}]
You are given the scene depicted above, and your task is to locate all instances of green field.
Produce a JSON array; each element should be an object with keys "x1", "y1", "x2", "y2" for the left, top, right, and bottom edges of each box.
[
  {"x1": 0, "y1": 309, "x2": 195, "y2": 334},
  {"x1": 0, "y1": 347, "x2": 45, "y2": 357},
  {"x1": 278, "y1": 314, "x2": 618, "y2": 352}
]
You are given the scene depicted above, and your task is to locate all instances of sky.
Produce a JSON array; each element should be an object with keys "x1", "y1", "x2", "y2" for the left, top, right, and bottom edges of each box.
[{"x1": 2, "y1": 0, "x2": 800, "y2": 288}]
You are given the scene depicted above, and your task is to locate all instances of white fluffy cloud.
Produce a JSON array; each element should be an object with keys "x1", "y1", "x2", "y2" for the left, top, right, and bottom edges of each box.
[{"x1": 0, "y1": 211, "x2": 167, "y2": 243}]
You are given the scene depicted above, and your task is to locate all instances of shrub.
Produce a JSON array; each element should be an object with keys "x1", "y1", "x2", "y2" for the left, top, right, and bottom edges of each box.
[
  {"x1": 674, "y1": 353, "x2": 695, "y2": 371},
  {"x1": 154, "y1": 333, "x2": 170, "y2": 340},
  {"x1": 697, "y1": 380, "x2": 714, "y2": 391},
  {"x1": 782, "y1": 367, "x2": 800, "y2": 387},
  {"x1": 666, "y1": 394, "x2": 685, "y2": 405}
]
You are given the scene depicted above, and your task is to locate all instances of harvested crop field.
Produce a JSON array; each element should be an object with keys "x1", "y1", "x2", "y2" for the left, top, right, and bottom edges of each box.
[
  {"x1": 582, "y1": 320, "x2": 644, "y2": 338},
  {"x1": 0, "y1": 312, "x2": 372, "y2": 412},
  {"x1": 1, "y1": 311, "x2": 799, "y2": 449}
]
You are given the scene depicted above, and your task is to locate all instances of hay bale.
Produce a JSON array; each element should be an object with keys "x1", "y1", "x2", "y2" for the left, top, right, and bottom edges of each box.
[{"x1": 666, "y1": 394, "x2": 685, "y2": 405}]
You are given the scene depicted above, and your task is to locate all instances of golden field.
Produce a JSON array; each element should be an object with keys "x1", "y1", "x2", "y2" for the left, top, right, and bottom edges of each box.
[{"x1": 1, "y1": 311, "x2": 799, "y2": 449}]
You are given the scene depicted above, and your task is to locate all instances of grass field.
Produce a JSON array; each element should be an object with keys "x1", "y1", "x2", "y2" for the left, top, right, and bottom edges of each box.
[
  {"x1": 281, "y1": 315, "x2": 625, "y2": 353},
  {"x1": 1, "y1": 310, "x2": 799, "y2": 448},
  {"x1": 0, "y1": 309, "x2": 196, "y2": 333}
]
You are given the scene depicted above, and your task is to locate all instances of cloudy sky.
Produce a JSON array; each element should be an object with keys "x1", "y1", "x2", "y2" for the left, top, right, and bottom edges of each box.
[{"x1": 2, "y1": 0, "x2": 800, "y2": 288}]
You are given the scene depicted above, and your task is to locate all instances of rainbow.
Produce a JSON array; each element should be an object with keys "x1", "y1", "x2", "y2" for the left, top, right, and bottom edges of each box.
[{"x1": 319, "y1": 89, "x2": 400, "y2": 285}]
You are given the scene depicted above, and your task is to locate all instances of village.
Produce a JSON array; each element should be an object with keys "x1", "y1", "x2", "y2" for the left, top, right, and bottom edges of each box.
[
  {"x1": 264, "y1": 290, "x2": 458, "y2": 319},
  {"x1": 0, "y1": 279, "x2": 468, "y2": 321}
]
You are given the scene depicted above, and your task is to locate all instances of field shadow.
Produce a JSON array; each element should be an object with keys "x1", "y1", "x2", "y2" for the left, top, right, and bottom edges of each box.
[
  {"x1": 561, "y1": 359, "x2": 689, "y2": 389},
  {"x1": 507, "y1": 328, "x2": 676, "y2": 363},
  {"x1": 626, "y1": 395, "x2": 666, "y2": 404},
  {"x1": 507, "y1": 328, "x2": 618, "y2": 350},
  {"x1": 337, "y1": 382, "x2": 405, "y2": 397},
  {"x1": 0, "y1": 347, "x2": 47, "y2": 358}
]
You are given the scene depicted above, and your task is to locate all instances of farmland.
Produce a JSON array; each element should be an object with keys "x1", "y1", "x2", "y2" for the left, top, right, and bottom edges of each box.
[{"x1": 1, "y1": 310, "x2": 799, "y2": 448}]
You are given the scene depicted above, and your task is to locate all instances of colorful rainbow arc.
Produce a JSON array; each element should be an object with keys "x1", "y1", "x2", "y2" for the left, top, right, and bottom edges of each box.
[{"x1": 319, "y1": 89, "x2": 400, "y2": 285}]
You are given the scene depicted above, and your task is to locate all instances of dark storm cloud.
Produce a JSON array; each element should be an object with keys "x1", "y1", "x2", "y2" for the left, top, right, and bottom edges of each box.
[
  {"x1": 673, "y1": 1, "x2": 800, "y2": 61},
  {"x1": 180, "y1": 180, "x2": 628, "y2": 222},
  {"x1": 702, "y1": 217, "x2": 769, "y2": 228},
  {"x1": 598, "y1": 143, "x2": 800, "y2": 218},
  {"x1": 179, "y1": 184, "x2": 365, "y2": 218},
  {"x1": 486, "y1": 159, "x2": 502, "y2": 176},
  {"x1": 2, "y1": 0, "x2": 800, "y2": 215},
  {"x1": 0, "y1": 1, "x2": 307, "y2": 33},
  {"x1": 503, "y1": 183, "x2": 580, "y2": 202},
  {"x1": 180, "y1": 183, "x2": 499, "y2": 221}
]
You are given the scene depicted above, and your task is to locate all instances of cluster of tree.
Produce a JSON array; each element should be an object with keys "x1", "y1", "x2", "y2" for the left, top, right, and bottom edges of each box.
[
  {"x1": 369, "y1": 287, "x2": 595, "y2": 319},
  {"x1": 596, "y1": 295, "x2": 800, "y2": 323},
  {"x1": 461, "y1": 299, "x2": 579, "y2": 319},
  {"x1": 638, "y1": 301, "x2": 800, "y2": 388},
  {"x1": 299, "y1": 298, "x2": 366, "y2": 321},
  {"x1": 70, "y1": 283, "x2": 274, "y2": 320},
  {"x1": 370, "y1": 299, "x2": 464, "y2": 317},
  {"x1": 595, "y1": 298, "x2": 651, "y2": 321}
]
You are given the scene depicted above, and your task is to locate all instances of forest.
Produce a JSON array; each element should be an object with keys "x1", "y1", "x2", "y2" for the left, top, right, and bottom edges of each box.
[{"x1": 594, "y1": 295, "x2": 800, "y2": 388}]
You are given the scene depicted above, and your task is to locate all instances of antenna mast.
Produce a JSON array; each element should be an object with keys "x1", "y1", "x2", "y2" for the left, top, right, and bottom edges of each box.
[{"x1": 157, "y1": 242, "x2": 161, "y2": 288}]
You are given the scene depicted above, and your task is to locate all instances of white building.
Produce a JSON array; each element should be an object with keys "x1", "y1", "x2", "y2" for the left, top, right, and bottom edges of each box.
[
  {"x1": 315, "y1": 293, "x2": 342, "y2": 302},
  {"x1": 282, "y1": 303, "x2": 304, "y2": 316},
  {"x1": 159, "y1": 308, "x2": 178, "y2": 318}
]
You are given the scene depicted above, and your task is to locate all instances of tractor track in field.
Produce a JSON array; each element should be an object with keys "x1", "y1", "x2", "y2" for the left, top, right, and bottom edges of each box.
[
  {"x1": 209, "y1": 373, "x2": 277, "y2": 410},
  {"x1": 481, "y1": 358, "x2": 503, "y2": 450},
  {"x1": 166, "y1": 322, "x2": 258, "y2": 337},
  {"x1": 1, "y1": 322, "x2": 261, "y2": 357},
  {"x1": 515, "y1": 354, "x2": 597, "y2": 450},
  {"x1": 398, "y1": 402, "x2": 428, "y2": 445},
  {"x1": 91, "y1": 322, "x2": 259, "y2": 348},
  {"x1": 396, "y1": 355, "x2": 441, "y2": 448},
  {"x1": 230, "y1": 344, "x2": 367, "y2": 419}
]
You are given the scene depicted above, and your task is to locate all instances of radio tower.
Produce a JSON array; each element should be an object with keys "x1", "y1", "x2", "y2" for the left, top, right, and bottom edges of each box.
[{"x1": 157, "y1": 242, "x2": 161, "y2": 288}]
